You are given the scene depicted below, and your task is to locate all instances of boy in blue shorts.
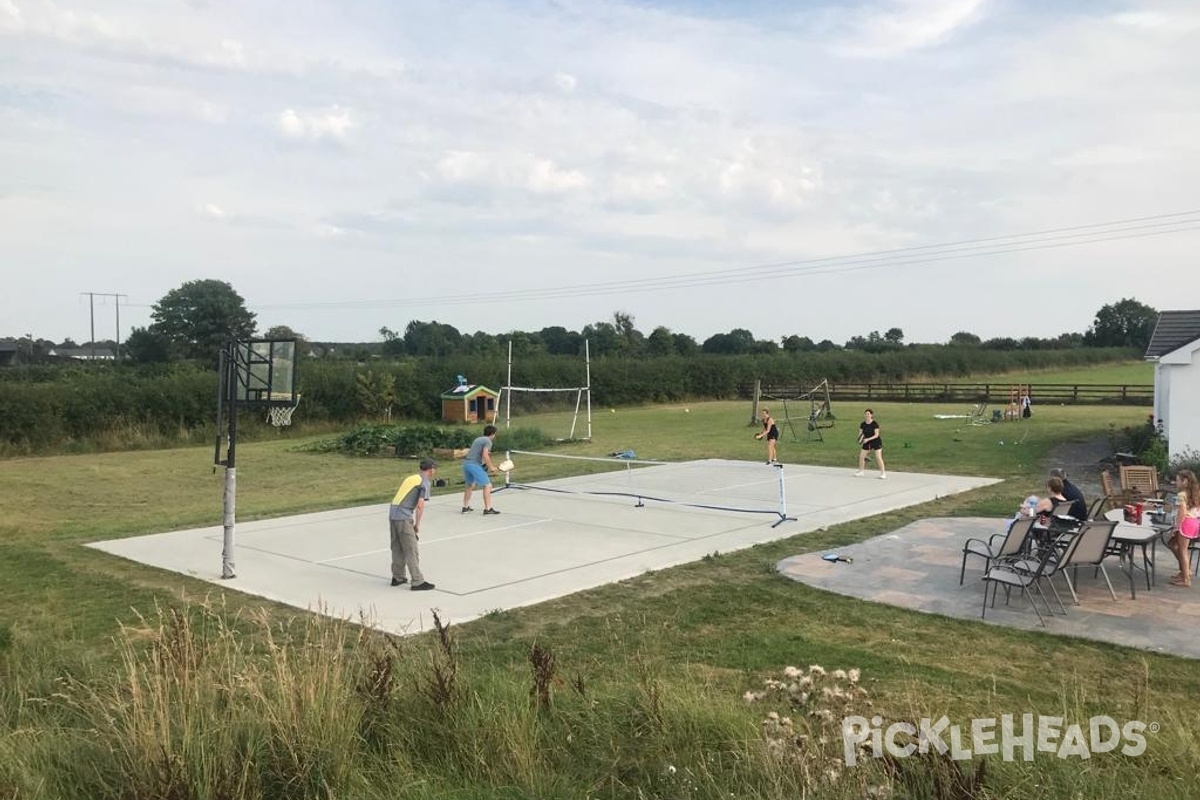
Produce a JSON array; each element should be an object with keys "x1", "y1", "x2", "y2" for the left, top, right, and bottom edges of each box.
[{"x1": 462, "y1": 425, "x2": 501, "y2": 515}]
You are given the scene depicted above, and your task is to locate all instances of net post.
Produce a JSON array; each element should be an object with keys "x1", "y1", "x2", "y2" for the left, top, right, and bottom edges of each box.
[
  {"x1": 501, "y1": 450, "x2": 512, "y2": 491},
  {"x1": 771, "y1": 463, "x2": 797, "y2": 528},
  {"x1": 623, "y1": 457, "x2": 645, "y2": 507}
]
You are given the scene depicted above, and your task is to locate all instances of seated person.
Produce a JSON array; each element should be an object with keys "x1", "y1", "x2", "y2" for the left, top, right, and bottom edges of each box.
[
  {"x1": 1049, "y1": 468, "x2": 1088, "y2": 520},
  {"x1": 1034, "y1": 477, "x2": 1071, "y2": 521}
]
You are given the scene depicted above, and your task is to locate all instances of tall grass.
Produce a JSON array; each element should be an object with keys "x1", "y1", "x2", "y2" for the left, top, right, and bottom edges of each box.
[{"x1": 3, "y1": 594, "x2": 1195, "y2": 799}]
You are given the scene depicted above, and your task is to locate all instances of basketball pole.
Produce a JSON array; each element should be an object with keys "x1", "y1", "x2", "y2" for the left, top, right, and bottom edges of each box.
[{"x1": 220, "y1": 339, "x2": 238, "y2": 579}]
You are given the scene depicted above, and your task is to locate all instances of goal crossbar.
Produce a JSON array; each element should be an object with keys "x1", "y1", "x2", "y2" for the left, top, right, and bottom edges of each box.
[
  {"x1": 504, "y1": 386, "x2": 588, "y2": 392},
  {"x1": 502, "y1": 340, "x2": 592, "y2": 441}
]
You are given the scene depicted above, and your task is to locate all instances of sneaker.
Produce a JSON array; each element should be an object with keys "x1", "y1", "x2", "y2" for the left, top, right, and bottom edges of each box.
[
  {"x1": 879, "y1": 473, "x2": 887, "y2": 480},
  {"x1": 461, "y1": 506, "x2": 474, "y2": 513},
  {"x1": 483, "y1": 508, "x2": 501, "y2": 515},
  {"x1": 411, "y1": 581, "x2": 436, "y2": 591},
  {"x1": 390, "y1": 577, "x2": 408, "y2": 586},
  {"x1": 854, "y1": 470, "x2": 864, "y2": 477}
]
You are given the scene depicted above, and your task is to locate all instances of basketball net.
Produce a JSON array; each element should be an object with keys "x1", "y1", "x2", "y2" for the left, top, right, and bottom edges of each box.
[{"x1": 267, "y1": 396, "x2": 300, "y2": 427}]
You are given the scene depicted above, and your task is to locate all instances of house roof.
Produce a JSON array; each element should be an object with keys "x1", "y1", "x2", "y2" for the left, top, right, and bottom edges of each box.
[
  {"x1": 440, "y1": 384, "x2": 499, "y2": 399},
  {"x1": 1145, "y1": 310, "x2": 1200, "y2": 359}
]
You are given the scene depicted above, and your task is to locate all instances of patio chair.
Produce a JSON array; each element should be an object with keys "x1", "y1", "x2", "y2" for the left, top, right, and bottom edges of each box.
[
  {"x1": 1099, "y1": 470, "x2": 1137, "y2": 512},
  {"x1": 960, "y1": 517, "x2": 1034, "y2": 585},
  {"x1": 1086, "y1": 496, "x2": 1110, "y2": 520},
  {"x1": 1120, "y1": 465, "x2": 1164, "y2": 500},
  {"x1": 1057, "y1": 520, "x2": 1119, "y2": 604},
  {"x1": 981, "y1": 532, "x2": 1079, "y2": 626},
  {"x1": 1005, "y1": 524, "x2": 1094, "y2": 613},
  {"x1": 1049, "y1": 500, "x2": 1077, "y2": 520}
]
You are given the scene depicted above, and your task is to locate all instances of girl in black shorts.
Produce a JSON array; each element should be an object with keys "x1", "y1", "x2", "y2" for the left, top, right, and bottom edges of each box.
[
  {"x1": 856, "y1": 409, "x2": 886, "y2": 479},
  {"x1": 756, "y1": 408, "x2": 780, "y2": 465}
]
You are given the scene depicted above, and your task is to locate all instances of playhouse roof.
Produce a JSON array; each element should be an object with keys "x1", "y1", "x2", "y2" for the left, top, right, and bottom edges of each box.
[{"x1": 440, "y1": 384, "x2": 500, "y2": 399}]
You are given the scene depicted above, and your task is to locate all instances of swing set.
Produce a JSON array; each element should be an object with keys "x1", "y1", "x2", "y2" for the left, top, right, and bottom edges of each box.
[{"x1": 752, "y1": 379, "x2": 836, "y2": 443}]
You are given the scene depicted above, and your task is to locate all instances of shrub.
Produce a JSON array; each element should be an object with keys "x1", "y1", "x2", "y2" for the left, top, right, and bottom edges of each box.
[
  {"x1": 1168, "y1": 448, "x2": 1200, "y2": 480},
  {"x1": 391, "y1": 425, "x2": 460, "y2": 457}
]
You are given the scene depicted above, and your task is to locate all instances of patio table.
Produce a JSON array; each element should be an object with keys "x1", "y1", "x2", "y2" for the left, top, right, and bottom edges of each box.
[{"x1": 1104, "y1": 508, "x2": 1168, "y2": 598}]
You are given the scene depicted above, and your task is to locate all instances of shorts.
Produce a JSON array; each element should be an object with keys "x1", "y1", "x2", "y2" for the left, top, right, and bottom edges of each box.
[
  {"x1": 463, "y1": 462, "x2": 491, "y2": 487},
  {"x1": 1181, "y1": 516, "x2": 1199, "y2": 540},
  {"x1": 861, "y1": 440, "x2": 883, "y2": 451}
]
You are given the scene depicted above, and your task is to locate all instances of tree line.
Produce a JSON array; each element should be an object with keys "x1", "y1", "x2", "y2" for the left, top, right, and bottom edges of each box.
[{"x1": 1, "y1": 281, "x2": 1163, "y2": 365}]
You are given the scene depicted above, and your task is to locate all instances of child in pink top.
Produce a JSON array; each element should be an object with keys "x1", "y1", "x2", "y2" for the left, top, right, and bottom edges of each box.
[{"x1": 1168, "y1": 470, "x2": 1200, "y2": 587}]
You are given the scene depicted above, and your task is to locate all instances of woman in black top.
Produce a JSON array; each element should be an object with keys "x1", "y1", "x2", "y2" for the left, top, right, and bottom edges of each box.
[
  {"x1": 856, "y1": 409, "x2": 886, "y2": 479},
  {"x1": 755, "y1": 408, "x2": 780, "y2": 465}
]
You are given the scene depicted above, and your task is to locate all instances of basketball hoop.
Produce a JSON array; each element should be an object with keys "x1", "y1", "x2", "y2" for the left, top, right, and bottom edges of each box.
[{"x1": 267, "y1": 396, "x2": 301, "y2": 427}]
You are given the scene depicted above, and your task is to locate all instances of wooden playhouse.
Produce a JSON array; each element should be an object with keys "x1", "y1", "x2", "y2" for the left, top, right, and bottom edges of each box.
[{"x1": 440, "y1": 383, "x2": 500, "y2": 424}]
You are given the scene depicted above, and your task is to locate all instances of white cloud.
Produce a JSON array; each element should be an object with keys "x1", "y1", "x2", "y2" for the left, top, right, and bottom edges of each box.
[
  {"x1": 527, "y1": 159, "x2": 588, "y2": 194},
  {"x1": 832, "y1": 0, "x2": 989, "y2": 58},
  {"x1": 609, "y1": 172, "x2": 671, "y2": 205},
  {"x1": 1052, "y1": 145, "x2": 1154, "y2": 168},
  {"x1": 278, "y1": 106, "x2": 354, "y2": 143},
  {"x1": 1112, "y1": 11, "x2": 1170, "y2": 29},
  {"x1": 202, "y1": 203, "x2": 226, "y2": 219},
  {"x1": 313, "y1": 223, "x2": 347, "y2": 238},
  {"x1": 553, "y1": 72, "x2": 577, "y2": 93},
  {"x1": 436, "y1": 151, "x2": 490, "y2": 183},
  {"x1": 111, "y1": 85, "x2": 228, "y2": 124}
]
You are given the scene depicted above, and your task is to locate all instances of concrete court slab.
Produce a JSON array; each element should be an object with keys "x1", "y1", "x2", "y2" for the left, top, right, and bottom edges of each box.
[{"x1": 88, "y1": 459, "x2": 998, "y2": 635}]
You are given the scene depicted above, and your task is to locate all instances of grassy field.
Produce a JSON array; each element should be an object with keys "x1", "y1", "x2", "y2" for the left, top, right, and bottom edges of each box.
[{"x1": 2, "y1": 361, "x2": 1193, "y2": 800}]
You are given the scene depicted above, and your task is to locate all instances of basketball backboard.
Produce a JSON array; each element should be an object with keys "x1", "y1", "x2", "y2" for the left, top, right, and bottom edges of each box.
[
  {"x1": 215, "y1": 338, "x2": 298, "y2": 467},
  {"x1": 234, "y1": 339, "x2": 297, "y2": 405}
]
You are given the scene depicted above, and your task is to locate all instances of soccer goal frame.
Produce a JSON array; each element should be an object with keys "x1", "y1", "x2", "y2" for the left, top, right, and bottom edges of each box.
[{"x1": 501, "y1": 339, "x2": 593, "y2": 441}]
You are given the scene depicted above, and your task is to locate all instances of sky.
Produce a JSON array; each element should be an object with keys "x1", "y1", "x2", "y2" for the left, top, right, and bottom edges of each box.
[{"x1": 2, "y1": 0, "x2": 1197, "y2": 347}]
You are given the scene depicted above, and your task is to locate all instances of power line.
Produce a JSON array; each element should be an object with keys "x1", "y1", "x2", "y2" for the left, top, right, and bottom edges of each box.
[{"x1": 254, "y1": 208, "x2": 1200, "y2": 313}]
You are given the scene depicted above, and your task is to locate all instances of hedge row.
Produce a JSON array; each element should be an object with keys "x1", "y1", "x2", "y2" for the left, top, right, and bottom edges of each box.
[{"x1": 0, "y1": 347, "x2": 1137, "y2": 452}]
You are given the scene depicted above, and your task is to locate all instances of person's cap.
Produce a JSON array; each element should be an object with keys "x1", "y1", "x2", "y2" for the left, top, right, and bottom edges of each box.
[{"x1": 419, "y1": 458, "x2": 438, "y2": 471}]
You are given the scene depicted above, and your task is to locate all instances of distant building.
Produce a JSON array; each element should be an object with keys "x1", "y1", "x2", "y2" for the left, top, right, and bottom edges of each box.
[
  {"x1": 48, "y1": 347, "x2": 117, "y2": 361},
  {"x1": 1145, "y1": 310, "x2": 1200, "y2": 461},
  {"x1": 0, "y1": 341, "x2": 18, "y2": 367}
]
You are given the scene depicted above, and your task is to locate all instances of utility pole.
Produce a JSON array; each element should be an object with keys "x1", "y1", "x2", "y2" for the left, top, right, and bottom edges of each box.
[{"x1": 80, "y1": 292, "x2": 128, "y2": 360}]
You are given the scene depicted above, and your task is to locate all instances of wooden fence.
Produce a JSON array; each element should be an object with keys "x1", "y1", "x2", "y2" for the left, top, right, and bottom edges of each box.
[{"x1": 742, "y1": 382, "x2": 1153, "y2": 406}]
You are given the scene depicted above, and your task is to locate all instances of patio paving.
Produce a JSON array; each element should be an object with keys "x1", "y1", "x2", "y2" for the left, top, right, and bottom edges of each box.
[{"x1": 777, "y1": 517, "x2": 1200, "y2": 660}]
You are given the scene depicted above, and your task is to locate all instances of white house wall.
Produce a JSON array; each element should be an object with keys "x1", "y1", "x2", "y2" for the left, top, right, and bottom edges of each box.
[{"x1": 1159, "y1": 342, "x2": 1200, "y2": 460}]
